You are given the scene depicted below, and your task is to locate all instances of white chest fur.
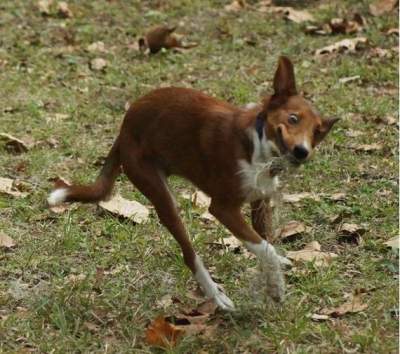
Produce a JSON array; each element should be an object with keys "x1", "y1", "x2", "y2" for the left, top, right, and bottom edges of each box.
[{"x1": 238, "y1": 129, "x2": 280, "y2": 202}]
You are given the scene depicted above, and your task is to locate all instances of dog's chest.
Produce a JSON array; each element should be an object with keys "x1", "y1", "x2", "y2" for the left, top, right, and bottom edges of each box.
[{"x1": 238, "y1": 130, "x2": 280, "y2": 202}]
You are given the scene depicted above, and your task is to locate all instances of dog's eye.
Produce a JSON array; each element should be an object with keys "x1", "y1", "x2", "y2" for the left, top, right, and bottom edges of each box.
[{"x1": 288, "y1": 114, "x2": 299, "y2": 125}]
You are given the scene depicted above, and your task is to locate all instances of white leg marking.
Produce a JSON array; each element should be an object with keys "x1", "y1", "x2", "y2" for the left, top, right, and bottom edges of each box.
[
  {"x1": 245, "y1": 240, "x2": 286, "y2": 302},
  {"x1": 194, "y1": 256, "x2": 235, "y2": 311},
  {"x1": 47, "y1": 188, "x2": 68, "y2": 206}
]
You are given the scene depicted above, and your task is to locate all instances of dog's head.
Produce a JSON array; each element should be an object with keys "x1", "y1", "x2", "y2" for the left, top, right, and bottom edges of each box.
[{"x1": 263, "y1": 56, "x2": 338, "y2": 166}]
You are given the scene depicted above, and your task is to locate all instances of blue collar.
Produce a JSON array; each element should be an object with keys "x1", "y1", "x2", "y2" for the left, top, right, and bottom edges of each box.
[{"x1": 255, "y1": 112, "x2": 265, "y2": 140}]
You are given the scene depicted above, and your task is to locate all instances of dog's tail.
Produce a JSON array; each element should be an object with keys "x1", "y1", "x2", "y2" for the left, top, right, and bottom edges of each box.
[{"x1": 48, "y1": 136, "x2": 121, "y2": 206}]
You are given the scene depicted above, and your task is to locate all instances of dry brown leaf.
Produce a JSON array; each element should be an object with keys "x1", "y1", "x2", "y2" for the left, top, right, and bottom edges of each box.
[
  {"x1": 284, "y1": 8, "x2": 315, "y2": 24},
  {"x1": 339, "y1": 75, "x2": 360, "y2": 84},
  {"x1": 87, "y1": 41, "x2": 107, "y2": 53},
  {"x1": 0, "y1": 232, "x2": 16, "y2": 249},
  {"x1": 320, "y1": 295, "x2": 368, "y2": 317},
  {"x1": 262, "y1": 6, "x2": 314, "y2": 23},
  {"x1": 338, "y1": 223, "x2": 365, "y2": 235},
  {"x1": 315, "y1": 37, "x2": 367, "y2": 56},
  {"x1": 224, "y1": 0, "x2": 246, "y2": 12},
  {"x1": 191, "y1": 191, "x2": 211, "y2": 209},
  {"x1": 139, "y1": 26, "x2": 197, "y2": 54},
  {"x1": 0, "y1": 133, "x2": 35, "y2": 153},
  {"x1": 279, "y1": 221, "x2": 306, "y2": 240},
  {"x1": 0, "y1": 177, "x2": 28, "y2": 198},
  {"x1": 199, "y1": 211, "x2": 215, "y2": 222},
  {"x1": 386, "y1": 28, "x2": 399, "y2": 36},
  {"x1": 310, "y1": 313, "x2": 330, "y2": 321},
  {"x1": 338, "y1": 223, "x2": 365, "y2": 245},
  {"x1": 90, "y1": 58, "x2": 107, "y2": 71},
  {"x1": 283, "y1": 192, "x2": 320, "y2": 203},
  {"x1": 57, "y1": 1, "x2": 73, "y2": 18},
  {"x1": 383, "y1": 236, "x2": 399, "y2": 250},
  {"x1": 156, "y1": 294, "x2": 174, "y2": 309},
  {"x1": 327, "y1": 192, "x2": 346, "y2": 201},
  {"x1": 374, "y1": 115, "x2": 397, "y2": 126},
  {"x1": 352, "y1": 143, "x2": 383, "y2": 152},
  {"x1": 98, "y1": 194, "x2": 149, "y2": 224},
  {"x1": 369, "y1": 0, "x2": 397, "y2": 16},
  {"x1": 38, "y1": 0, "x2": 52, "y2": 15},
  {"x1": 145, "y1": 316, "x2": 184, "y2": 348},
  {"x1": 369, "y1": 47, "x2": 393, "y2": 58},
  {"x1": 286, "y1": 241, "x2": 338, "y2": 267}
]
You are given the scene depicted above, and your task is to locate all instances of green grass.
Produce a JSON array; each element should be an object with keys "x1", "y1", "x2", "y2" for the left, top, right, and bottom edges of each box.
[{"x1": 0, "y1": 0, "x2": 398, "y2": 352}]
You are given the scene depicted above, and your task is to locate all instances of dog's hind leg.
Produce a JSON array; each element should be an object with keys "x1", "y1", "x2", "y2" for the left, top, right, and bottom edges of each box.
[{"x1": 121, "y1": 156, "x2": 235, "y2": 311}]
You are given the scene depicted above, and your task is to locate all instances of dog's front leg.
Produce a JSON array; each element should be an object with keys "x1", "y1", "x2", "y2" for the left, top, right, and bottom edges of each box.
[{"x1": 209, "y1": 202, "x2": 286, "y2": 302}]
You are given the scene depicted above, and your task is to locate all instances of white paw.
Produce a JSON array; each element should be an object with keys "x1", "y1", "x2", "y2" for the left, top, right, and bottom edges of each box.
[{"x1": 213, "y1": 290, "x2": 235, "y2": 311}]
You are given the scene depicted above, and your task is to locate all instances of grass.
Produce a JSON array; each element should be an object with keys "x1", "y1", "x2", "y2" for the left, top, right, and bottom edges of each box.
[{"x1": 0, "y1": 0, "x2": 398, "y2": 352}]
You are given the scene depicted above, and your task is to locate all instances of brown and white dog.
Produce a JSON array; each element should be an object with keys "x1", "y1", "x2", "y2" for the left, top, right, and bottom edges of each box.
[{"x1": 48, "y1": 57, "x2": 338, "y2": 311}]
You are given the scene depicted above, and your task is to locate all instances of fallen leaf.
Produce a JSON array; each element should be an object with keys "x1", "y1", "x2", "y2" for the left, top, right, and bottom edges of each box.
[
  {"x1": 0, "y1": 177, "x2": 28, "y2": 197},
  {"x1": 284, "y1": 8, "x2": 315, "y2": 24},
  {"x1": 0, "y1": 232, "x2": 16, "y2": 249},
  {"x1": 352, "y1": 143, "x2": 383, "y2": 152},
  {"x1": 386, "y1": 28, "x2": 399, "y2": 36},
  {"x1": 139, "y1": 26, "x2": 197, "y2": 54},
  {"x1": 369, "y1": 0, "x2": 397, "y2": 16},
  {"x1": 320, "y1": 294, "x2": 368, "y2": 317},
  {"x1": 191, "y1": 191, "x2": 211, "y2": 209},
  {"x1": 98, "y1": 194, "x2": 149, "y2": 224},
  {"x1": 339, "y1": 75, "x2": 360, "y2": 84},
  {"x1": 383, "y1": 236, "x2": 399, "y2": 250},
  {"x1": 283, "y1": 192, "x2": 320, "y2": 203},
  {"x1": 84, "y1": 321, "x2": 100, "y2": 333},
  {"x1": 338, "y1": 223, "x2": 365, "y2": 245},
  {"x1": 307, "y1": 14, "x2": 366, "y2": 36},
  {"x1": 278, "y1": 221, "x2": 306, "y2": 241},
  {"x1": 145, "y1": 316, "x2": 184, "y2": 348},
  {"x1": 156, "y1": 294, "x2": 173, "y2": 309},
  {"x1": 369, "y1": 47, "x2": 393, "y2": 58},
  {"x1": 66, "y1": 273, "x2": 86, "y2": 284},
  {"x1": 315, "y1": 37, "x2": 367, "y2": 56},
  {"x1": 87, "y1": 41, "x2": 107, "y2": 53},
  {"x1": 286, "y1": 241, "x2": 338, "y2": 267},
  {"x1": 57, "y1": 1, "x2": 73, "y2": 18},
  {"x1": 0, "y1": 133, "x2": 35, "y2": 153},
  {"x1": 310, "y1": 313, "x2": 330, "y2": 321},
  {"x1": 327, "y1": 192, "x2": 347, "y2": 201},
  {"x1": 262, "y1": 6, "x2": 315, "y2": 23},
  {"x1": 8, "y1": 280, "x2": 29, "y2": 300},
  {"x1": 90, "y1": 58, "x2": 107, "y2": 71},
  {"x1": 224, "y1": 0, "x2": 246, "y2": 12},
  {"x1": 199, "y1": 211, "x2": 215, "y2": 222},
  {"x1": 37, "y1": 0, "x2": 52, "y2": 15},
  {"x1": 374, "y1": 116, "x2": 397, "y2": 126}
]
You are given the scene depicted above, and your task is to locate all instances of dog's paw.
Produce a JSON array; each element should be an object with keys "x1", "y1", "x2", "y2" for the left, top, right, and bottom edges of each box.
[
  {"x1": 278, "y1": 255, "x2": 293, "y2": 269},
  {"x1": 266, "y1": 273, "x2": 285, "y2": 303},
  {"x1": 213, "y1": 290, "x2": 235, "y2": 311}
]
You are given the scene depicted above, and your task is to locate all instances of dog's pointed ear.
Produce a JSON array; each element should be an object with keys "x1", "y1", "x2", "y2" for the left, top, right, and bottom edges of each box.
[
  {"x1": 314, "y1": 117, "x2": 340, "y2": 145},
  {"x1": 273, "y1": 56, "x2": 297, "y2": 97}
]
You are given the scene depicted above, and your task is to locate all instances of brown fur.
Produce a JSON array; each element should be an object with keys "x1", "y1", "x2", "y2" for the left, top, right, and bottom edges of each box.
[{"x1": 49, "y1": 57, "x2": 338, "y2": 276}]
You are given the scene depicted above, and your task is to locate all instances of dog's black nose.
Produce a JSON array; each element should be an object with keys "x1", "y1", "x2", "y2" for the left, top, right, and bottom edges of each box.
[{"x1": 293, "y1": 145, "x2": 309, "y2": 160}]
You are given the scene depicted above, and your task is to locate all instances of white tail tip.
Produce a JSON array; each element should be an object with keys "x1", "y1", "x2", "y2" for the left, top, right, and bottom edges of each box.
[{"x1": 47, "y1": 188, "x2": 68, "y2": 206}]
